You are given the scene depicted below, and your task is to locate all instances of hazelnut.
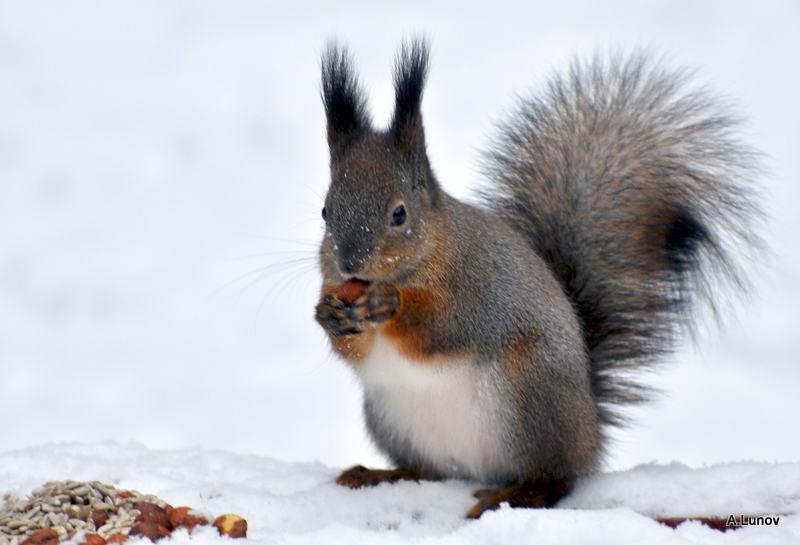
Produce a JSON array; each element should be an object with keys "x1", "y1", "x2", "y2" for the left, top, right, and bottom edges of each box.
[
  {"x1": 134, "y1": 502, "x2": 170, "y2": 529},
  {"x1": 82, "y1": 534, "x2": 108, "y2": 545},
  {"x1": 106, "y1": 534, "x2": 128, "y2": 543},
  {"x1": 92, "y1": 510, "x2": 110, "y2": 528},
  {"x1": 337, "y1": 279, "x2": 370, "y2": 307},
  {"x1": 168, "y1": 506, "x2": 209, "y2": 532},
  {"x1": 129, "y1": 521, "x2": 171, "y2": 542},
  {"x1": 213, "y1": 514, "x2": 248, "y2": 538},
  {"x1": 21, "y1": 529, "x2": 59, "y2": 545}
]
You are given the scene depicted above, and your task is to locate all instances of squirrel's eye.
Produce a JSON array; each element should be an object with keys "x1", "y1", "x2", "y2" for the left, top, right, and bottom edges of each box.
[
  {"x1": 321, "y1": 206, "x2": 327, "y2": 221},
  {"x1": 391, "y1": 204, "x2": 407, "y2": 227}
]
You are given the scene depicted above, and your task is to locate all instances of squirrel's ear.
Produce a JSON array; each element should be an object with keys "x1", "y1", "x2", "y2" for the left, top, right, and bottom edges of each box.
[
  {"x1": 321, "y1": 42, "x2": 371, "y2": 152},
  {"x1": 390, "y1": 38, "x2": 430, "y2": 156}
]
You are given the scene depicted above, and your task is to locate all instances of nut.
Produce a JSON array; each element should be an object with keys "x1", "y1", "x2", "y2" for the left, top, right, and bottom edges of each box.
[
  {"x1": 91, "y1": 510, "x2": 109, "y2": 528},
  {"x1": 129, "y1": 521, "x2": 170, "y2": 542},
  {"x1": 133, "y1": 503, "x2": 169, "y2": 529},
  {"x1": 213, "y1": 514, "x2": 248, "y2": 538},
  {"x1": 82, "y1": 534, "x2": 108, "y2": 545},
  {"x1": 337, "y1": 279, "x2": 370, "y2": 306},
  {"x1": 168, "y1": 507, "x2": 208, "y2": 532},
  {"x1": 106, "y1": 534, "x2": 128, "y2": 543},
  {"x1": 21, "y1": 529, "x2": 59, "y2": 545}
]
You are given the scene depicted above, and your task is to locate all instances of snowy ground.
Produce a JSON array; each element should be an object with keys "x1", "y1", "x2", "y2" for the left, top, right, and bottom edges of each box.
[
  {"x1": 2, "y1": 443, "x2": 799, "y2": 544},
  {"x1": 1, "y1": 1, "x2": 799, "y2": 543}
]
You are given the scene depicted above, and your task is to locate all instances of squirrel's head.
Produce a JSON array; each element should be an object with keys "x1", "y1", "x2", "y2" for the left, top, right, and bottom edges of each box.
[{"x1": 319, "y1": 39, "x2": 441, "y2": 283}]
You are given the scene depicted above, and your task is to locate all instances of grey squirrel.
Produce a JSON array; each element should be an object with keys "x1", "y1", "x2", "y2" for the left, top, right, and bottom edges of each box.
[{"x1": 314, "y1": 39, "x2": 761, "y2": 519}]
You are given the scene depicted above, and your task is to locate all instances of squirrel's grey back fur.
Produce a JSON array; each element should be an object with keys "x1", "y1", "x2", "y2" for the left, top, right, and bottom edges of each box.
[{"x1": 478, "y1": 52, "x2": 763, "y2": 427}]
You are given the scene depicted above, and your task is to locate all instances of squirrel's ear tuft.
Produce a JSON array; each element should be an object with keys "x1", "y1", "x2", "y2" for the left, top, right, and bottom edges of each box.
[
  {"x1": 321, "y1": 41, "x2": 371, "y2": 152},
  {"x1": 391, "y1": 38, "x2": 430, "y2": 155}
]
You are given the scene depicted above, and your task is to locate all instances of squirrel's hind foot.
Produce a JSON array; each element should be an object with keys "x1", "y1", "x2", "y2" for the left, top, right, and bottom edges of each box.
[
  {"x1": 335, "y1": 465, "x2": 421, "y2": 488},
  {"x1": 466, "y1": 476, "x2": 572, "y2": 519}
]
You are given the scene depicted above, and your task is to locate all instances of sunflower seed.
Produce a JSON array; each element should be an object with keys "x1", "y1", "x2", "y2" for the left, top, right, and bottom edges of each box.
[{"x1": 0, "y1": 480, "x2": 175, "y2": 541}]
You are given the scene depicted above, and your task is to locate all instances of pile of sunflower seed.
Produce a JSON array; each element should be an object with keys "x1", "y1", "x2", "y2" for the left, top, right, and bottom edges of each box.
[{"x1": 0, "y1": 480, "x2": 168, "y2": 545}]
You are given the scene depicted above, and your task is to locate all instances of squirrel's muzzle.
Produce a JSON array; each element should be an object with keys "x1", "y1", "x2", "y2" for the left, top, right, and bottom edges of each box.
[{"x1": 337, "y1": 238, "x2": 372, "y2": 275}]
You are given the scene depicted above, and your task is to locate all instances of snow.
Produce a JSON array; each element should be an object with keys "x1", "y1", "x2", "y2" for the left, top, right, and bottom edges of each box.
[
  {"x1": 1, "y1": 0, "x2": 799, "y2": 543},
  {"x1": 1, "y1": 443, "x2": 799, "y2": 544}
]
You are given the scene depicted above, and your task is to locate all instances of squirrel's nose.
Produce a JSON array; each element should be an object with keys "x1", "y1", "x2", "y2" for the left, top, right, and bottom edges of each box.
[
  {"x1": 342, "y1": 262, "x2": 361, "y2": 275},
  {"x1": 338, "y1": 243, "x2": 369, "y2": 275}
]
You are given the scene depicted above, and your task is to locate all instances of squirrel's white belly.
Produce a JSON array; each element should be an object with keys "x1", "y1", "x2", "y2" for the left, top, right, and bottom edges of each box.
[{"x1": 358, "y1": 333, "x2": 509, "y2": 481}]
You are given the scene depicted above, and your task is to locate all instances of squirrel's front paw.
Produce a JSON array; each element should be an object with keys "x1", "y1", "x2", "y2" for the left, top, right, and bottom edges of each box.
[
  {"x1": 315, "y1": 294, "x2": 364, "y2": 337},
  {"x1": 352, "y1": 283, "x2": 400, "y2": 323}
]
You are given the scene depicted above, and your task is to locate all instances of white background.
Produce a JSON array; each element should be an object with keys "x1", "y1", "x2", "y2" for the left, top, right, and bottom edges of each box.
[{"x1": 1, "y1": 0, "x2": 798, "y2": 475}]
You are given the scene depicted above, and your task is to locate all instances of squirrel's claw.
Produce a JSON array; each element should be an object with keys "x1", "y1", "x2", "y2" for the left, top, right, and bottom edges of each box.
[
  {"x1": 315, "y1": 283, "x2": 400, "y2": 338},
  {"x1": 315, "y1": 294, "x2": 364, "y2": 337},
  {"x1": 361, "y1": 283, "x2": 400, "y2": 323}
]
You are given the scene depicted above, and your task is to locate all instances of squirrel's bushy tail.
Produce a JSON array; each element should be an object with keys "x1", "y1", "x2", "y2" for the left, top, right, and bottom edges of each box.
[{"x1": 480, "y1": 53, "x2": 763, "y2": 426}]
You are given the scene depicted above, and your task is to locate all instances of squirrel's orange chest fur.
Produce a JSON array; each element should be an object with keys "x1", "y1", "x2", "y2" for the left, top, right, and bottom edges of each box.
[
  {"x1": 327, "y1": 287, "x2": 444, "y2": 365},
  {"x1": 379, "y1": 287, "x2": 448, "y2": 362}
]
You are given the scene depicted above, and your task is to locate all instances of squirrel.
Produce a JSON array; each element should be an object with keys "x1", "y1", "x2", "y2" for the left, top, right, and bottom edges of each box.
[{"x1": 314, "y1": 39, "x2": 762, "y2": 519}]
